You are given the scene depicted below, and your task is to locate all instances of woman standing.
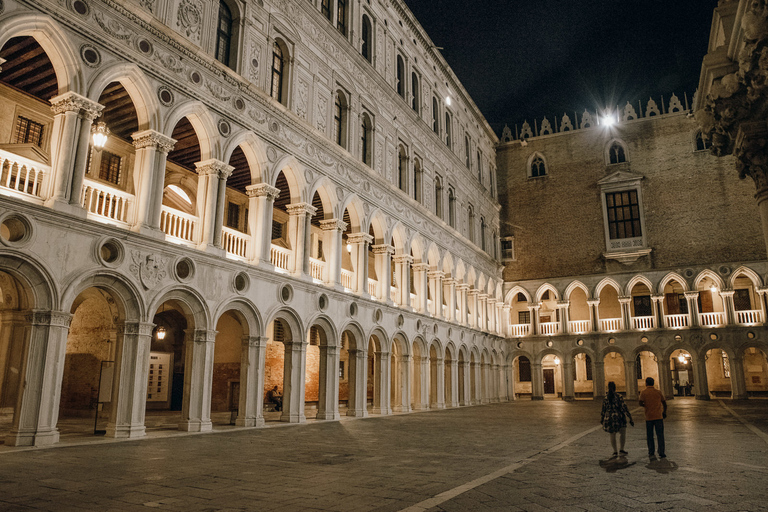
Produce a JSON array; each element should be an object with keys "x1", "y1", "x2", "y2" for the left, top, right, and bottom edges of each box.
[{"x1": 601, "y1": 381, "x2": 634, "y2": 457}]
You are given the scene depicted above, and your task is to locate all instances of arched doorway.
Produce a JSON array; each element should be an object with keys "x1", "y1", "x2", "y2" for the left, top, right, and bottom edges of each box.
[
  {"x1": 572, "y1": 353, "x2": 594, "y2": 399},
  {"x1": 513, "y1": 355, "x2": 532, "y2": 399},
  {"x1": 603, "y1": 351, "x2": 626, "y2": 395},
  {"x1": 390, "y1": 335, "x2": 409, "y2": 412},
  {"x1": 743, "y1": 347, "x2": 768, "y2": 398},
  {"x1": 704, "y1": 348, "x2": 733, "y2": 399},
  {"x1": 541, "y1": 354, "x2": 562, "y2": 399},
  {"x1": 343, "y1": 327, "x2": 368, "y2": 417},
  {"x1": 635, "y1": 350, "x2": 660, "y2": 395},
  {"x1": 367, "y1": 333, "x2": 389, "y2": 414},
  {"x1": 670, "y1": 349, "x2": 695, "y2": 397},
  {"x1": 411, "y1": 339, "x2": 428, "y2": 410}
]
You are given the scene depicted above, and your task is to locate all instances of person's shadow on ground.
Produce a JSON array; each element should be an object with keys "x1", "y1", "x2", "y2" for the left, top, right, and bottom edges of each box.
[
  {"x1": 599, "y1": 455, "x2": 637, "y2": 473},
  {"x1": 645, "y1": 457, "x2": 678, "y2": 474}
]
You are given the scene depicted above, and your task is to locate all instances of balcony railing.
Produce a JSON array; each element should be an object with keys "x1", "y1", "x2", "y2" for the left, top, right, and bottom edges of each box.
[
  {"x1": 222, "y1": 226, "x2": 248, "y2": 259},
  {"x1": 699, "y1": 312, "x2": 725, "y2": 327},
  {"x1": 664, "y1": 314, "x2": 690, "y2": 329},
  {"x1": 81, "y1": 179, "x2": 132, "y2": 225},
  {"x1": 632, "y1": 316, "x2": 655, "y2": 330},
  {"x1": 601, "y1": 318, "x2": 622, "y2": 332},
  {"x1": 737, "y1": 309, "x2": 763, "y2": 325},
  {"x1": 341, "y1": 269, "x2": 353, "y2": 290},
  {"x1": 510, "y1": 323, "x2": 530, "y2": 337},
  {"x1": 0, "y1": 148, "x2": 48, "y2": 203},
  {"x1": 160, "y1": 205, "x2": 198, "y2": 243},
  {"x1": 568, "y1": 320, "x2": 590, "y2": 334},
  {"x1": 309, "y1": 258, "x2": 325, "y2": 281},
  {"x1": 539, "y1": 321, "x2": 560, "y2": 335},
  {"x1": 270, "y1": 244, "x2": 291, "y2": 271},
  {"x1": 368, "y1": 278, "x2": 377, "y2": 297}
]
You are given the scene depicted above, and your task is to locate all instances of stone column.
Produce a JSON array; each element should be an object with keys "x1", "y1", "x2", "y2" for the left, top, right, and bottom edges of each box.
[
  {"x1": 528, "y1": 302, "x2": 541, "y2": 335},
  {"x1": 624, "y1": 359, "x2": 638, "y2": 400},
  {"x1": 652, "y1": 295, "x2": 666, "y2": 329},
  {"x1": 131, "y1": 130, "x2": 176, "y2": 237},
  {"x1": 491, "y1": 364, "x2": 500, "y2": 402},
  {"x1": 392, "y1": 254, "x2": 413, "y2": 308},
  {"x1": 685, "y1": 291, "x2": 701, "y2": 327},
  {"x1": 348, "y1": 233, "x2": 373, "y2": 297},
  {"x1": 45, "y1": 92, "x2": 104, "y2": 214},
  {"x1": 107, "y1": 321, "x2": 153, "y2": 439},
  {"x1": 246, "y1": 183, "x2": 280, "y2": 267},
  {"x1": 394, "y1": 354, "x2": 412, "y2": 412},
  {"x1": 372, "y1": 350, "x2": 391, "y2": 414},
  {"x1": 502, "y1": 305, "x2": 512, "y2": 337},
  {"x1": 693, "y1": 352, "x2": 711, "y2": 401},
  {"x1": 448, "y1": 358, "x2": 459, "y2": 407},
  {"x1": 593, "y1": 360, "x2": 605, "y2": 400},
  {"x1": 460, "y1": 360, "x2": 471, "y2": 405},
  {"x1": 194, "y1": 160, "x2": 233, "y2": 253},
  {"x1": 757, "y1": 288, "x2": 768, "y2": 323},
  {"x1": 412, "y1": 263, "x2": 429, "y2": 314},
  {"x1": 467, "y1": 290, "x2": 479, "y2": 328},
  {"x1": 562, "y1": 358, "x2": 575, "y2": 401},
  {"x1": 320, "y1": 219, "x2": 347, "y2": 289},
  {"x1": 372, "y1": 244, "x2": 394, "y2": 303},
  {"x1": 5, "y1": 311, "x2": 71, "y2": 447},
  {"x1": 180, "y1": 329, "x2": 216, "y2": 432},
  {"x1": 347, "y1": 348, "x2": 369, "y2": 417},
  {"x1": 286, "y1": 203, "x2": 317, "y2": 276},
  {"x1": 730, "y1": 352, "x2": 748, "y2": 400},
  {"x1": 587, "y1": 299, "x2": 600, "y2": 332},
  {"x1": 237, "y1": 335, "x2": 267, "y2": 427},
  {"x1": 281, "y1": 341, "x2": 307, "y2": 423},
  {"x1": 478, "y1": 294, "x2": 488, "y2": 331},
  {"x1": 415, "y1": 354, "x2": 430, "y2": 409},
  {"x1": 456, "y1": 284, "x2": 470, "y2": 325},
  {"x1": 618, "y1": 296, "x2": 632, "y2": 330},
  {"x1": 720, "y1": 290, "x2": 736, "y2": 325},
  {"x1": 443, "y1": 278, "x2": 456, "y2": 322},
  {"x1": 557, "y1": 300, "x2": 570, "y2": 334},
  {"x1": 435, "y1": 357, "x2": 446, "y2": 408},
  {"x1": 429, "y1": 271, "x2": 445, "y2": 318},
  {"x1": 317, "y1": 344, "x2": 340, "y2": 420},
  {"x1": 531, "y1": 360, "x2": 544, "y2": 400}
]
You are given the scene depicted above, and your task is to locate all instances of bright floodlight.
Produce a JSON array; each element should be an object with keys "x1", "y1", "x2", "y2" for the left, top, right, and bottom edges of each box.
[
  {"x1": 602, "y1": 115, "x2": 615, "y2": 127},
  {"x1": 445, "y1": 96, "x2": 452, "y2": 106}
]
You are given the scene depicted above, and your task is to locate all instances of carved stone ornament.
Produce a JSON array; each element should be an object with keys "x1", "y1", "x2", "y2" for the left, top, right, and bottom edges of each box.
[
  {"x1": 132, "y1": 130, "x2": 176, "y2": 153},
  {"x1": 130, "y1": 251, "x2": 168, "y2": 290},
  {"x1": 177, "y1": 0, "x2": 203, "y2": 41}
]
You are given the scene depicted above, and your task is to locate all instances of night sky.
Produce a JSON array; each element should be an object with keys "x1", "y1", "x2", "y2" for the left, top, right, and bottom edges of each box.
[{"x1": 403, "y1": 0, "x2": 719, "y2": 136}]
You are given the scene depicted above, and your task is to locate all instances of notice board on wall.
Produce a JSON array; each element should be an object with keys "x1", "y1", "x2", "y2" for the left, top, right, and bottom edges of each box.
[{"x1": 147, "y1": 352, "x2": 171, "y2": 402}]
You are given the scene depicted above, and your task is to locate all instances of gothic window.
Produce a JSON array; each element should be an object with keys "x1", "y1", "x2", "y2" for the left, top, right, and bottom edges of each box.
[
  {"x1": 333, "y1": 90, "x2": 348, "y2": 149},
  {"x1": 432, "y1": 96, "x2": 439, "y2": 134},
  {"x1": 411, "y1": 72, "x2": 420, "y2": 113},
  {"x1": 476, "y1": 150, "x2": 483, "y2": 182},
  {"x1": 609, "y1": 141, "x2": 627, "y2": 164},
  {"x1": 337, "y1": 0, "x2": 347, "y2": 35},
  {"x1": 12, "y1": 116, "x2": 44, "y2": 146},
  {"x1": 361, "y1": 112, "x2": 372, "y2": 166},
  {"x1": 215, "y1": 0, "x2": 233, "y2": 67},
  {"x1": 413, "y1": 158, "x2": 422, "y2": 203},
  {"x1": 398, "y1": 145, "x2": 408, "y2": 193},
  {"x1": 448, "y1": 187, "x2": 456, "y2": 228},
  {"x1": 464, "y1": 135, "x2": 471, "y2": 168},
  {"x1": 605, "y1": 190, "x2": 641, "y2": 240},
  {"x1": 361, "y1": 15, "x2": 372, "y2": 62},
  {"x1": 396, "y1": 55, "x2": 405, "y2": 98},
  {"x1": 271, "y1": 41, "x2": 287, "y2": 105},
  {"x1": 445, "y1": 111, "x2": 452, "y2": 148},
  {"x1": 321, "y1": 0, "x2": 331, "y2": 20},
  {"x1": 529, "y1": 155, "x2": 547, "y2": 178},
  {"x1": 434, "y1": 175, "x2": 443, "y2": 219},
  {"x1": 468, "y1": 204, "x2": 475, "y2": 242},
  {"x1": 480, "y1": 216, "x2": 486, "y2": 251},
  {"x1": 695, "y1": 131, "x2": 712, "y2": 152}
]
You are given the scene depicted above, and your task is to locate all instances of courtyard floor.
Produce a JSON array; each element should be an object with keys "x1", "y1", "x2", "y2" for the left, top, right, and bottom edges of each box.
[{"x1": 1, "y1": 398, "x2": 767, "y2": 511}]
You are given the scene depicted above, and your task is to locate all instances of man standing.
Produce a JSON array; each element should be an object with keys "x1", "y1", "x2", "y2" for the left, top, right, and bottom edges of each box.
[
  {"x1": 639, "y1": 377, "x2": 667, "y2": 459},
  {"x1": 267, "y1": 385, "x2": 283, "y2": 412}
]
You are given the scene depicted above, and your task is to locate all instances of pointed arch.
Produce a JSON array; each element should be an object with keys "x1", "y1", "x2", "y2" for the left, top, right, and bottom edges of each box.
[
  {"x1": 659, "y1": 272, "x2": 689, "y2": 293},
  {"x1": 504, "y1": 285, "x2": 531, "y2": 304},
  {"x1": 626, "y1": 275, "x2": 655, "y2": 295},
  {"x1": 527, "y1": 152, "x2": 548, "y2": 178},
  {"x1": 694, "y1": 269, "x2": 725, "y2": 291},
  {"x1": 729, "y1": 265, "x2": 763, "y2": 289},
  {"x1": 595, "y1": 277, "x2": 622, "y2": 298},
  {"x1": 564, "y1": 280, "x2": 589, "y2": 300},
  {"x1": 605, "y1": 138, "x2": 629, "y2": 165},
  {"x1": 535, "y1": 283, "x2": 560, "y2": 301}
]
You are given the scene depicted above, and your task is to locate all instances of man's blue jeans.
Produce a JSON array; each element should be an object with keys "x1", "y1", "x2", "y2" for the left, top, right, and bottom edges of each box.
[{"x1": 646, "y1": 419, "x2": 665, "y2": 456}]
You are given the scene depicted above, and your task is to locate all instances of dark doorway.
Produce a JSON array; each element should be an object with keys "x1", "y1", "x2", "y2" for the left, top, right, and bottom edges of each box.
[{"x1": 543, "y1": 369, "x2": 555, "y2": 394}]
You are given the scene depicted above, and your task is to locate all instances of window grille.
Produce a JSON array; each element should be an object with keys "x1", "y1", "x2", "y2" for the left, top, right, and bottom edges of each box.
[
  {"x1": 12, "y1": 116, "x2": 44, "y2": 146},
  {"x1": 98, "y1": 151, "x2": 122, "y2": 185},
  {"x1": 605, "y1": 190, "x2": 641, "y2": 239}
]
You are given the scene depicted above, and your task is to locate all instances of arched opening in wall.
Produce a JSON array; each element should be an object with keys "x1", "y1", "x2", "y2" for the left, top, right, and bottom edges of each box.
[
  {"x1": 343, "y1": 329, "x2": 367, "y2": 417},
  {"x1": 413, "y1": 158, "x2": 422, "y2": 203},
  {"x1": 0, "y1": 37, "x2": 58, "y2": 102},
  {"x1": 447, "y1": 186, "x2": 456, "y2": 228},
  {"x1": 396, "y1": 54, "x2": 405, "y2": 98},
  {"x1": 360, "y1": 112, "x2": 372, "y2": 166},
  {"x1": 661, "y1": 278, "x2": 689, "y2": 328},
  {"x1": 390, "y1": 336, "x2": 408, "y2": 412},
  {"x1": 568, "y1": 287, "x2": 590, "y2": 334},
  {"x1": 704, "y1": 348, "x2": 733, "y2": 399},
  {"x1": 509, "y1": 292, "x2": 530, "y2": 337},
  {"x1": 221, "y1": 145, "x2": 255, "y2": 257},
  {"x1": 514, "y1": 355, "x2": 531, "y2": 399},
  {"x1": 0, "y1": 270, "x2": 36, "y2": 440},
  {"x1": 163, "y1": 117, "x2": 202, "y2": 241},
  {"x1": 270, "y1": 39, "x2": 289, "y2": 106},
  {"x1": 538, "y1": 288, "x2": 559, "y2": 335},
  {"x1": 270, "y1": 170, "x2": 296, "y2": 272},
  {"x1": 367, "y1": 225, "x2": 377, "y2": 297},
  {"x1": 410, "y1": 340, "x2": 425, "y2": 410},
  {"x1": 411, "y1": 72, "x2": 419, "y2": 113},
  {"x1": 444, "y1": 347, "x2": 453, "y2": 406},
  {"x1": 572, "y1": 353, "x2": 594, "y2": 399},
  {"x1": 469, "y1": 352, "x2": 477, "y2": 403},
  {"x1": 541, "y1": 354, "x2": 562, "y2": 399},
  {"x1": 340, "y1": 208, "x2": 354, "y2": 291},
  {"x1": 361, "y1": 14, "x2": 372, "y2": 62},
  {"x1": 210, "y1": 310, "x2": 245, "y2": 426},
  {"x1": 333, "y1": 90, "x2": 348, "y2": 150},
  {"x1": 304, "y1": 324, "x2": 323, "y2": 417},
  {"x1": 695, "y1": 275, "x2": 726, "y2": 327},
  {"x1": 398, "y1": 145, "x2": 408, "y2": 194},
  {"x1": 732, "y1": 272, "x2": 763, "y2": 326},
  {"x1": 603, "y1": 351, "x2": 626, "y2": 396},
  {"x1": 308, "y1": 189, "x2": 329, "y2": 282},
  {"x1": 629, "y1": 282, "x2": 653, "y2": 330},
  {"x1": 429, "y1": 344, "x2": 438, "y2": 407},
  {"x1": 458, "y1": 350, "x2": 466, "y2": 405},
  {"x1": 58, "y1": 288, "x2": 122, "y2": 436},
  {"x1": 410, "y1": 245, "x2": 419, "y2": 310},
  {"x1": 338, "y1": 330, "x2": 350, "y2": 413},
  {"x1": 263, "y1": 318, "x2": 288, "y2": 421},
  {"x1": 670, "y1": 349, "x2": 694, "y2": 398},
  {"x1": 598, "y1": 284, "x2": 622, "y2": 332},
  {"x1": 367, "y1": 334, "x2": 384, "y2": 414},
  {"x1": 743, "y1": 347, "x2": 768, "y2": 398},
  {"x1": 636, "y1": 351, "x2": 659, "y2": 394},
  {"x1": 480, "y1": 352, "x2": 488, "y2": 402}
]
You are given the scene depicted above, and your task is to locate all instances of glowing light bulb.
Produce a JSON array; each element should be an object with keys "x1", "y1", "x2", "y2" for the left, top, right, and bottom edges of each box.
[
  {"x1": 346, "y1": 243, "x2": 352, "y2": 253},
  {"x1": 554, "y1": 357, "x2": 560, "y2": 365},
  {"x1": 91, "y1": 122, "x2": 109, "y2": 149},
  {"x1": 156, "y1": 326, "x2": 166, "y2": 340}
]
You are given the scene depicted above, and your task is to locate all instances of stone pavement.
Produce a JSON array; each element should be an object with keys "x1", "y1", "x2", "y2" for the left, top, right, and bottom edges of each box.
[{"x1": 1, "y1": 399, "x2": 767, "y2": 511}]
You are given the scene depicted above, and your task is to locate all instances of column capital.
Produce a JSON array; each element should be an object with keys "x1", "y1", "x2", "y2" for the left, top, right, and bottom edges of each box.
[
  {"x1": 28, "y1": 309, "x2": 72, "y2": 327},
  {"x1": 651, "y1": 295, "x2": 665, "y2": 302},
  {"x1": 527, "y1": 301, "x2": 541, "y2": 310},
  {"x1": 556, "y1": 300, "x2": 570, "y2": 309},
  {"x1": 195, "y1": 159, "x2": 234, "y2": 179},
  {"x1": 371, "y1": 244, "x2": 394, "y2": 255},
  {"x1": 194, "y1": 329, "x2": 217, "y2": 343},
  {"x1": 242, "y1": 335, "x2": 268, "y2": 348},
  {"x1": 717, "y1": 289, "x2": 735, "y2": 298},
  {"x1": 587, "y1": 299, "x2": 601, "y2": 307},
  {"x1": 119, "y1": 321, "x2": 155, "y2": 337},
  {"x1": 618, "y1": 296, "x2": 632, "y2": 305},
  {"x1": 428, "y1": 270, "x2": 445, "y2": 280},
  {"x1": 684, "y1": 290, "x2": 702, "y2": 299},
  {"x1": 468, "y1": 289, "x2": 480, "y2": 297},
  {"x1": 757, "y1": 287, "x2": 768, "y2": 296},
  {"x1": 246, "y1": 183, "x2": 280, "y2": 199},
  {"x1": 320, "y1": 218, "x2": 348, "y2": 232},
  {"x1": 50, "y1": 91, "x2": 104, "y2": 119},
  {"x1": 443, "y1": 277, "x2": 456, "y2": 285},
  {"x1": 392, "y1": 254, "x2": 413, "y2": 264},
  {"x1": 285, "y1": 202, "x2": 317, "y2": 217},
  {"x1": 132, "y1": 130, "x2": 177, "y2": 153},
  {"x1": 412, "y1": 262, "x2": 430, "y2": 272},
  {"x1": 455, "y1": 283, "x2": 470, "y2": 292},
  {"x1": 347, "y1": 232, "x2": 373, "y2": 245}
]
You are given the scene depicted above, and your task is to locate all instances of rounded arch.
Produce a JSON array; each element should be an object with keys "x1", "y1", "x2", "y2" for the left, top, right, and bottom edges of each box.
[
  {"x1": 411, "y1": 335, "x2": 428, "y2": 356},
  {"x1": 339, "y1": 193, "x2": 365, "y2": 232},
  {"x1": 535, "y1": 283, "x2": 559, "y2": 301},
  {"x1": 390, "y1": 330, "x2": 411, "y2": 355},
  {"x1": 599, "y1": 345, "x2": 628, "y2": 360},
  {"x1": 222, "y1": 131, "x2": 269, "y2": 184},
  {"x1": 306, "y1": 313, "x2": 339, "y2": 347},
  {"x1": 149, "y1": 285, "x2": 211, "y2": 330},
  {"x1": 0, "y1": 252, "x2": 57, "y2": 311},
  {"x1": 0, "y1": 13, "x2": 83, "y2": 95},
  {"x1": 441, "y1": 252, "x2": 455, "y2": 277},
  {"x1": 466, "y1": 267, "x2": 477, "y2": 289},
  {"x1": 61, "y1": 270, "x2": 144, "y2": 323},
  {"x1": 567, "y1": 345, "x2": 597, "y2": 361},
  {"x1": 445, "y1": 342, "x2": 457, "y2": 360},
  {"x1": 426, "y1": 242, "x2": 441, "y2": 270},
  {"x1": 535, "y1": 347, "x2": 564, "y2": 365},
  {"x1": 308, "y1": 176, "x2": 339, "y2": 221},
  {"x1": 270, "y1": 155, "x2": 307, "y2": 203},
  {"x1": 455, "y1": 259, "x2": 467, "y2": 283},
  {"x1": 729, "y1": 265, "x2": 764, "y2": 289},
  {"x1": 658, "y1": 272, "x2": 689, "y2": 293},
  {"x1": 389, "y1": 222, "x2": 408, "y2": 254},
  {"x1": 367, "y1": 326, "x2": 389, "y2": 352},
  {"x1": 163, "y1": 100, "x2": 219, "y2": 162},
  {"x1": 429, "y1": 337, "x2": 445, "y2": 356},
  {"x1": 631, "y1": 343, "x2": 663, "y2": 361},
  {"x1": 339, "y1": 320, "x2": 366, "y2": 350},
  {"x1": 211, "y1": 298, "x2": 263, "y2": 338},
  {"x1": 265, "y1": 306, "x2": 304, "y2": 344},
  {"x1": 86, "y1": 62, "x2": 157, "y2": 132},
  {"x1": 408, "y1": 234, "x2": 426, "y2": 263},
  {"x1": 626, "y1": 274, "x2": 655, "y2": 295},
  {"x1": 508, "y1": 349, "x2": 535, "y2": 365}
]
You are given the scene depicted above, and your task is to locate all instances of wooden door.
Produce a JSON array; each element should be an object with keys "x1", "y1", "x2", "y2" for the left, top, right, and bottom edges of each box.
[{"x1": 543, "y1": 369, "x2": 555, "y2": 394}]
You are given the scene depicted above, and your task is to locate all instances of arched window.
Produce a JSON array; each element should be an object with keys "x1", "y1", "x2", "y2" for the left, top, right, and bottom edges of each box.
[
  {"x1": 215, "y1": 0, "x2": 233, "y2": 67},
  {"x1": 480, "y1": 217, "x2": 486, "y2": 251},
  {"x1": 398, "y1": 145, "x2": 408, "y2": 193},
  {"x1": 337, "y1": 0, "x2": 347, "y2": 35},
  {"x1": 432, "y1": 96, "x2": 439, "y2": 134},
  {"x1": 468, "y1": 204, "x2": 475, "y2": 242},
  {"x1": 396, "y1": 55, "x2": 405, "y2": 98},
  {"x1": 361, "y1": 112, "x2": 372, "y2": 166},
  {"x1": 321, "y1": 0, "x2": 331, "y2": 20},
  {"x1": 271, "y1": 41, "x2": 287, "y2": 105},
  {"x1": 476, "y1": 150, "x2": 483, "y2": 182},
  {"x1": 448, "y1": 187, "x2": 456, "y2": 228},
  {"x1": 445, "y1": 112, "x2": 452, "y2": 148},
  {"x1": 609, "y1": 142, "x2": 626, "y2": 164},
  {"x1": 411, "y1": 72, "x2": 419, "y2": 112},
  {"x1": 464, "y1": 135, "x2": 471, "y2": 168},
  {"x1": 413, "y1": 158, "x2": 422, "y2": 203},
  {"x1": 361, "y1": 15, "x2": 372, "y2": 62},
  {"x1": 434, "y1": 175, "x2": 444, "y2": 219},
  {"x1": 695, "y1": 131, "x2": 712, "y2": 152},
  {"x1": 530, "y1": 155, "x2": 547, "y2": 178},
  {"x1": 334, "y1": 90, "x2": 348, "y2": 149}
]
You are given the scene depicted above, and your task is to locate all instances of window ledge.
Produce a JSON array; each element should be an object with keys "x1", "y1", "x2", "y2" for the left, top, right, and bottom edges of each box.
[{"x1": 602, "y1": 248, "x2": 652, "y2": 264}]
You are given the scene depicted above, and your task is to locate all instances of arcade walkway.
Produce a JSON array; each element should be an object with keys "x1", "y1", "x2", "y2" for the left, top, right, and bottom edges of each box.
[{"x1": 1, "y1": 399, "x2": 766, "y2": 511}]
